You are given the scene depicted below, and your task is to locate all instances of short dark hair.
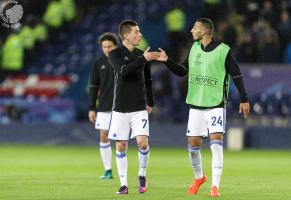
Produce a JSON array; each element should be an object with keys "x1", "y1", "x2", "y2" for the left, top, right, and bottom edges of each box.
[
  {"x1": 196, "y1": 18, "x2": 214, "y2": 35},
  {"x1": 118, "y1": 20, "x2": 138, "y2": 40},
  {"x1": 98, "y1": 32, "x2": 119, "y2": 45}
]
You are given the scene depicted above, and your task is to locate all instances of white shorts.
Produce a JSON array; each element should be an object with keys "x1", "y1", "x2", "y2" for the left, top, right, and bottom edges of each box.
[
  {"x1": 108, "y1": 110, "x2": 149, "y2": 140},
  {"x1": 186, "y1": 107, "x2": 226, "y2": 137},
  {"x1": 95, "y1": 112, "x2": 112, "y2": 131}
]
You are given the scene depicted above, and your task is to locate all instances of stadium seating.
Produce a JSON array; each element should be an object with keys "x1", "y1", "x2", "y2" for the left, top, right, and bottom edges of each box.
[
  {"x1": 0, "y1": 75, "x2": 70, "y2": 98},
  {"x1": 1, "y1": 0, "x2": 291, "y2": 123}
]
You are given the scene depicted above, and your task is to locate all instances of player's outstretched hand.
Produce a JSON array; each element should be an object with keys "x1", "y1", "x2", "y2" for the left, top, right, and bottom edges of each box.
[
  {"x1": 88, "y1": 111, "x2": 96, "y2": 123},
  {"x1": 155, "y1": 48, "x2": 168, "y2": 62},
  {"x1": 239, "y1": 102, "x2": 250, "y2": 119},
  {"x1": 146, "y1": 106, "x2": 153, "y2": 114},
  {"x1": 143, "y1": 47, "x2": 160, "y2": 61}
]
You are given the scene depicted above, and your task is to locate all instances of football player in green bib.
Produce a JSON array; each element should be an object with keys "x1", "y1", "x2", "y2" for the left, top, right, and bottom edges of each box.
[{"x1": 156, "y1": 18, "x2": 250, "y2": 197}]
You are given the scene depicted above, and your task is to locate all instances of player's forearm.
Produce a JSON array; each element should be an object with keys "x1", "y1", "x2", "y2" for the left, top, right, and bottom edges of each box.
[
  {"x1": 144, "y1": 63, "x2": 154, "y2": 106},
  {"x1": 232, "y1": 76, "x2": 249, "y2": 103},
  {"x1": 145, "y1": 80, "x2": 154, "y2": 107},
  {"x1": 120, "y1": 56, "x2": 146, "y2": 76},
  {"x1": 109, "y1": 54, "x2": 146, "y2": 77},
  {"x1": 225, "y1": 51, "x2": 249, "y2": 103},
  {"x1": 146, "y1": 97, "x2": 154, "y2": 107},
  {"x1": 88, "y1": 86, "x2": 98, "y2": 110},
  {"x1": 164, "y1": 59, "x2": 188, "y2": 77}
]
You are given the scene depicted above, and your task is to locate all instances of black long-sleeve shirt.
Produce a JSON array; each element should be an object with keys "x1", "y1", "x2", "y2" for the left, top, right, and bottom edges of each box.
[
  {"x1": 108, "y1": 45, "x2": 154, "y2": 112},
  {"x1": 88, "y1": 55, "x2": 114, "y2": 112},
  {"x1": 164, "y1": 40, "x2": 248, "y2": 109}
]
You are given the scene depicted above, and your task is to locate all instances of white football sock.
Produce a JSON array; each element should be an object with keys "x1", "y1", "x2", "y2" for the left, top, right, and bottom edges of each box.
[
  {"x1": 116, "y1": 151, "x2": 128, "y2": 186},
  {"x1": 99, "y1": 142, "x2": 112, "y2": 170},
  {"x1": 138, "y1": 146, "x2": 150, "y2": 177},
  {"x1": 210, "y1": 140, "x2": 223, "y2": 188},
  {"x1": 188, "y1": 145, "x2": 203, "y2": 179}
]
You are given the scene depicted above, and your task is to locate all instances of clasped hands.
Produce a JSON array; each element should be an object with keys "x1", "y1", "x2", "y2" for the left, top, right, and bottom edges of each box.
[{"x1": 143, "y1": 47, "x2": 168, "y2": 62}]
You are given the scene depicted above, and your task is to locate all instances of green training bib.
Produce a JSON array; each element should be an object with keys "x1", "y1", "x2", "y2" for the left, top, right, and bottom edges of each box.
[{"x1": 186, "y1": 41, "x2": 230, "y2": 107}]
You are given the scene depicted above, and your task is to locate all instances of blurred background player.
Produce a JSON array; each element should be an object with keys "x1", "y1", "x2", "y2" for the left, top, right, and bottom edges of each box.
[
  {"x1": 108, "y1": 20, "x2": 159, "y2": 194},
  {"x1": 88, "y1": 32, "x2": 118, "y2": 179},
  {"x1": 156, "y1": 18, "x2": 250, "y2": 197}
]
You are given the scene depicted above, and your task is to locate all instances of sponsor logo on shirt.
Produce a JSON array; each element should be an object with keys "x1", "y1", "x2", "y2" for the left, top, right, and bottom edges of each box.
[
  {"x1": 123, "y1": 56, "x2": 129, "y2": 61},
  {"x1": 100, "y1": 65, "x2": 106, "y2": 69}
]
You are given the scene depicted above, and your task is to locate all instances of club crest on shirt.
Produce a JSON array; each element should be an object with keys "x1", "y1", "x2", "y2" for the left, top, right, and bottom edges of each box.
[{"x1": 123, "y1": 56, "x2": 129, "y2": 61}]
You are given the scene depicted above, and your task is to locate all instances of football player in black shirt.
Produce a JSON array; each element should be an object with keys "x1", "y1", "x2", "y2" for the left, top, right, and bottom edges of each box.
[
  {"x1": 88, "y1": 32, "x2": 118, "y2": 180},
  {"x1": 108, "y1": 20, "x2": 160, "y2": 194}
]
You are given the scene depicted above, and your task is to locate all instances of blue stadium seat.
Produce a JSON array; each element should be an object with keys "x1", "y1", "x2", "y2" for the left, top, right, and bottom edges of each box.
[
  {"x1": 280, "y1": 94, "x2": 291, "y2": 116},
  {"x1": 265, "y1": 95, "x2": 281, "y2": 115},
  {"x1": 251, "y1": 94, "x2": 265, "y2": 116}
]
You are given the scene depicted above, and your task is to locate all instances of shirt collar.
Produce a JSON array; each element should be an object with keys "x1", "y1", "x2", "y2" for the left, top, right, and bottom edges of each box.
[{"x1": 200, "y1": 38, "x2": 220, "y2": 52}]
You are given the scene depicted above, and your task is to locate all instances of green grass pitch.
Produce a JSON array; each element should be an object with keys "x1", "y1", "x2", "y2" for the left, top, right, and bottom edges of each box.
[{"x1": 0, "y1": 145, "x2": 291, "y2": 200}]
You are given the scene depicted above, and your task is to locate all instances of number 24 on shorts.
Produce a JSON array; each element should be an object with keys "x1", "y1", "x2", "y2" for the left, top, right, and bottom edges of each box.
[{"x1": 211, "y1": 116, "x2": 223, "y2": 126}]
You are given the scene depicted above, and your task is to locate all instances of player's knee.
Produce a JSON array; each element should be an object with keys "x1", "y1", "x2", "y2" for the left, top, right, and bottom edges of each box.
[
  {"x1": 100, "y1": 135, "x2": 109, "y2": 143},
  {"x1": 136, "y1": 135, "x2": 148, "y2": 149},
  {"x1": 116, "y1": 141, "x2": 127, "y2": 151},
  {"x1": 188, "y1": 136, "x2": 202, "y2": 147},
  {"x1": 209, "y1": 133, "x2": 223, "y2": 141},
  {"x1": 137, "y1": 141, "x2": 148, "y2": 150},
  {"x1": 139, "y1": 144, "x2": 148, "y2": 150},
  {"x1": 99, "y1": 130, "x2": 109, "y2": 143}
]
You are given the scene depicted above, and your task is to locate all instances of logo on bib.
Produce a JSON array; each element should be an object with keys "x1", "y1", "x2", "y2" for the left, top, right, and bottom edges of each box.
[
  {"x1": 193, "y1": 53, "x2": 202, "y2": 65},
  {"x1": 191, "y1": 75, "x2": 218, "y2": 87}
]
